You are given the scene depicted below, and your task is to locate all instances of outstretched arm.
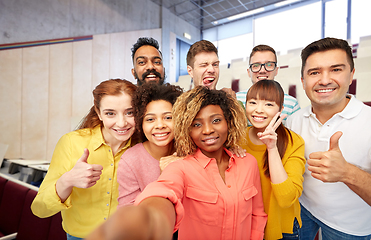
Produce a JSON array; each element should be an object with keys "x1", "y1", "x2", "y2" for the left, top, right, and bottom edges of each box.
[
  {"x1": 85, "y1": 197, "x2": 176, "y2": 240},
  {"x1": 308, "y1": 131, "x2": 371, "y2": 206}
]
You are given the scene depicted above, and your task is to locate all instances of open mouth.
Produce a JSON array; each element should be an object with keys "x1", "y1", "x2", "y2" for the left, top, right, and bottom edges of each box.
[
  {"x1": 252, "y1": 116, "x2": 267, "y2": 122},
  {"x1": 315, "y1": 88, "x2": 335, "y2": 93},
  {"x1": 202, "y1": 136, "x2": 219, "y2": 145},
  {"x1": 152, "y1": 132, "x2": 171, "y2": 141},
  {"x1": 203, "y1": 77, "x2": 215, "y2": 86},
  {"x1": 257, "y1": 76, "x2": 268, "y2": 80},
  {"x1": 114, "y1": 128, "x2": 131, "y2": 135},
  {"x1": 143, "y1": 70, "x2": 161, "y2": 81}
]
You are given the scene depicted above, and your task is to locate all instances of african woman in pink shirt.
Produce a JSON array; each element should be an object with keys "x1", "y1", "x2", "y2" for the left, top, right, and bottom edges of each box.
[
  {"x1": 87, "y1": 86, "x2": 267, "y2": 240},
  {"x1": 116, "y1": 83, "x2": 183, "y2": 207}
]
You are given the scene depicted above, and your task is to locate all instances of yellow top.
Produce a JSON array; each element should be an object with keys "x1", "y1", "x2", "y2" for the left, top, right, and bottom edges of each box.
[
  {"x1": 31, "y1": 125, "x2": 131, "y2": 238},
  {"x1": 241, "y1": 127, "x2": 306, "y2": 240}
]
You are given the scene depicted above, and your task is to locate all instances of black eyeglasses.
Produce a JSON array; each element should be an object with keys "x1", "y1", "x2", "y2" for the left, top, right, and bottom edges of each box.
[{"x1": 249, "y1": 62, "x2": 277, "y2": 73}]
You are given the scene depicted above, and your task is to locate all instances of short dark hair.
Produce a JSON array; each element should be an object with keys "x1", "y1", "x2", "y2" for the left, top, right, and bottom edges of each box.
[
  {"x1": 249, "y1": 44, "x2": 277, "y2": 63},
  {"x1": 132, "y1": 83, "x2": 183, "y2": 142},
  {"x1": 301, "y1": 37, "x2": 354, "y2": 77},
  {"x1": 131, "y1": 37, "x2": 162, "y2": 62},
  {"x1": 186, "y1": 40, "x2": 218, "y2": 68}
]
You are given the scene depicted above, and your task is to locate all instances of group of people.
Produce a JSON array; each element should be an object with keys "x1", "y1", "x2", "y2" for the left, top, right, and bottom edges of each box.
[{"x1": 30, "y1": 36, "x2": 371, "y2": 240}]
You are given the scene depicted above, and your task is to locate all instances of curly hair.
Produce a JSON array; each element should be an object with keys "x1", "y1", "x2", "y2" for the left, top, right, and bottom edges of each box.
[
  {"x1": 131, "y1": 37, "x2": 162, "y2": 62},
  {"x1": 173, "y1": 86, "x2": 247, "y2": 157},
  {"x1": 132, "y1": 83, "x2": 183, "y2": 142}
]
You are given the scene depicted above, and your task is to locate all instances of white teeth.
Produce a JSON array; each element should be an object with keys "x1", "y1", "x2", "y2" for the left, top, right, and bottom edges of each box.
[
  {"x1": 317, "y1": 89, "x2": 334, "y2": 93},
  {"x1": 154, "y1": 133, "x2": 168, "y2": 137},
  {"x1": 254, "y1": 116, "x2": 265, "y2": 120},
  {"x1": 205, "y1": 138, "x2": 216, "y2": 142},
  {"x1": 147, "y1": 75, "x2": 156, "y2": 78},
  {"x1": 116, "y1": 129, "x2": 128, "y2": 134}
]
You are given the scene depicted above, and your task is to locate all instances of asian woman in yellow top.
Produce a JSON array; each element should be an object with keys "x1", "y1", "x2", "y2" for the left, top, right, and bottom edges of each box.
[
  {"x1": 31, "y1": 79, "x2": 138, "y2": 240},
  {"x1": 241, "y1": 80, "x2": 306, "y2": 240}
]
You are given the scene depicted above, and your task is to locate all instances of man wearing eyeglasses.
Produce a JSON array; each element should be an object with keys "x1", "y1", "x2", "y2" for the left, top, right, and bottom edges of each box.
[{"x1": 236, "y1": 45, "x2": 300, "y2": 124}]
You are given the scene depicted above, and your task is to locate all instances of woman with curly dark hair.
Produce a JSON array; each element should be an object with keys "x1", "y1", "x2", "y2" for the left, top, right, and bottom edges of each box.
[
  {"x1": 117, "y1": 83, "x2": 183, "y2": 207},
  {"x1": 86, "y1": 86, "x2": 267, "y2": 240}
]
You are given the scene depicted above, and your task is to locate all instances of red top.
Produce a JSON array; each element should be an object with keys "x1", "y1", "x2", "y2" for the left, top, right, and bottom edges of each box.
[{"x1": 135, "y1": 148, "x2": 267, "y2": 240}]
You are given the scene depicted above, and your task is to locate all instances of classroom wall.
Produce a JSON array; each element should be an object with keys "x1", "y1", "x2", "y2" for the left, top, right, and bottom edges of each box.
[
  {"x1": 0, "y1": 0, "x2": 201, "y2": 82},
  {"x1": 0, "y1": 29, "x2": 163, "y2": 161}
]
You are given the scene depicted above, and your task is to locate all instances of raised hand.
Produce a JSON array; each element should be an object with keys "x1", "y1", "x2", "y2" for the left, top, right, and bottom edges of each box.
[
  {"x1": 257, "y1": 112, "x2": 287, "y2": 150},
  {"x1": 159, "y1": 152, "x2": 182, "y2": 172},
  {"x1": 307, "y1": 131, "x2": 347, "y2": 182},
  {"x1": 69, "y1": 148, "x2": 103, "y2": 188},
  {"x1": 229, "y1": 145, "x2": 247, "y2": 158},
  {"x1": 56, "y1": 148, "x2": 103, "y2": 202}
]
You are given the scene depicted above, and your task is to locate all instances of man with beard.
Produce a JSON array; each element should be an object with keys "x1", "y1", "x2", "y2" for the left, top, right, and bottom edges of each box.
[{"x1": 131, "y1": 37, "x2": 165, "y2": 86}]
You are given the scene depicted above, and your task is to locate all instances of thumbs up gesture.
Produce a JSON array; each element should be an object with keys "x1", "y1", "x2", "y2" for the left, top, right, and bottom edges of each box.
[
  {"x1": 307, "y1": 131, "x2": 349, "y2": 183},
  {"x1": 69, "y1": 148, "x2": 103, "y2": 188}
]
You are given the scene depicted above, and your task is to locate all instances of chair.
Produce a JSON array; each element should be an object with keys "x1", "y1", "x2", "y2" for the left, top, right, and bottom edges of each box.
[
  {"x1": 16, "y1": 190, "x2": 51, "y2": 240},
  {"x1": 0, "y1": 181, "x2": 29, "y2": 237}
]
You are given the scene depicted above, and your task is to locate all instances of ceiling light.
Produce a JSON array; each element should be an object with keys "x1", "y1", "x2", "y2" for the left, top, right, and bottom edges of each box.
[
  {"x1": 274, "y1": 0, "x2": 301, "y2": 8},
  {"x1": 183, "y1": 32, "x2": 191, "y2": 40},
  {"x1": 227, "y1": 7, "x2": 265, "y2": 21}
]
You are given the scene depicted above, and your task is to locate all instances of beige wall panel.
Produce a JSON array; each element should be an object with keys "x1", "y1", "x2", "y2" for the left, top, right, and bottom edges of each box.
[
  {"x1": 149, "y1": 29, "x2": 162, "y2": 47},
  {"x1": 356, "y1": 72, "x2": 371, "y2": 102},
  {"x1": 92, "y1": 34, "x2": 110, "y2": 88},
  {"x1": 72, "y1": 40, "x2": 93, "y2": 130},
  {"x1": 0, "y1": 49, "x2": 22, "y2": 158},
  {"x1": 124, "y1": 31, "x2": 142, "y2": 83},
  {"x1": 48, "y1": 43, "x2": 73, "y2": 160},
  {"x1": 109, "y1": 32, "x2": 126, "y2": 79},
  {"x1": 22, "y1": 46, "x2": 49, "y2": 159}
]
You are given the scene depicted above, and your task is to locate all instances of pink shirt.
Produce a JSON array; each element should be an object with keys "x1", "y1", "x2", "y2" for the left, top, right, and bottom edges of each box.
[
  {"x1": 135, "y1": 148, "x2": 267, "y2": 240},
  {"x1": 117, "y1": 143, "x2": 161, "y2": 208}
]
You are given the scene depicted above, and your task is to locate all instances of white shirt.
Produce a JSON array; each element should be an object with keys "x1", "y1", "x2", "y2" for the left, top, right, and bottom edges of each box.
[{"x1": 286, "y1": 95, "x2": 371, "y2": 236}]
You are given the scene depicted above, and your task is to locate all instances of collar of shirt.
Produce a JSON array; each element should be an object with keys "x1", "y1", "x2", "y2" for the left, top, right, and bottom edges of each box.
[
  {"x1": 193, "y1": 148, "x2": 236, "y2": 169},
  {"x1": 88, "y1": 125, "x2": 132, "y2": 153},
  {"x1": 303, "y1": 94, "x2": 362, "y2": 120}
]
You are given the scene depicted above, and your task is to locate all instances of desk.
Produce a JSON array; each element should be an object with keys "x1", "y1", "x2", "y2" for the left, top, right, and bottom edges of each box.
[
  {"x1": 28, "y1": 164, "x2": 49, "y2": 171},
  {"x1": 7, "y1": 159, "x2": 50, "y2": 182},
  {"x1": 7, "y1": 159, "x2": 50, "y2": 166}
]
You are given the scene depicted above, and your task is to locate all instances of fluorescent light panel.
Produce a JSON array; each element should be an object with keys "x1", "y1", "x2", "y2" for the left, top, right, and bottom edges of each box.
[{"x1": 212, "y1": 0, "x2": 302, "y2": 26}]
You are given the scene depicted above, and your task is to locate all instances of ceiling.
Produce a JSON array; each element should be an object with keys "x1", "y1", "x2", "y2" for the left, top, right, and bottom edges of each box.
[{"x1": 150, "y1": 0, "x2": 291, "y2": 30}]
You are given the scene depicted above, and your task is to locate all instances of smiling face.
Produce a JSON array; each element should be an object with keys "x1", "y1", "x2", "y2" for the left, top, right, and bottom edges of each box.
[
  {"x1": 142, "y1": 100, "x2": 174, "y2": 148},
  {"x1": 301, "y1": 49, "x2": 354, "y2": 114},
  {"x1": 248, "y1": 51, "x2": 278, "y2": 84},
  {"x1": 132, "y1": 45, "x2": 165, "y2": 85},
  {"x1": 187, "y1": 52, "x2": 219, "y2": 90},
  {"x1": 97, "y1": 92, "x2": 135, "y2": 147},
  {"x1": 245, "y1": 97, "x2": 280, "y2": 131},
  {"x1": 190, "y1": 105, "x2": 228, "y2": 158}
]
